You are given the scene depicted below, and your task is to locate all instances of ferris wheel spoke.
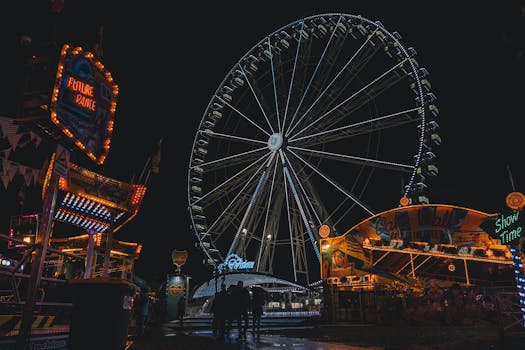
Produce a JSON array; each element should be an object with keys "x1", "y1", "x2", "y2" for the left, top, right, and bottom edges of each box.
[
  {"x1": 190, "y1": 146, "x2": 267, "y2": 172},
  {"x1": 282, "y1": 170, "x2": 298, "y2": 281},
  {"x1": 227, "y1": 153, "x2": 277, "y2": 256},
  {"x1": 200, "y1": 129, "x2": 267, "y2": 146},
  {"x1": 190, "y1": 151, "x2": 271, "y2": 206},
  {"x1": 282, "y1": 152, "x2": 323, "y2": 226},
  {"x1": 217, "y1": 96, "x2": 272, "y2": 137},
  {"x1": 279, "y1": 150, "x2": 320, "y2": 261},
  {"x1": 256, "y1": 159, "x2": 279, "y2": 270},
  {"x1": 282, "y1": 20, "x2": 305, "y2": 134},
  {"x1": 286, "y1": 27, "x2": 380, "y2": 137},
  {"x1": 203, "y1": 156, "x2": 271, "y2": 239},
  {"x1": 287, "y1": 148, "x2": 375, "y2": 216},
  {"x1": 239, "y1": 65, "x2": 275, "y2": 134},
  {"x1": 286, "y1": 16, "x2": 343, "y2": 135},
  {"x1": 268, "y1": 37, "x2": 282, "y2": 133},
  {"x1": 290, "y1": 58, "x2": 409, "y2": 141},
  {"x1": 289, "y1": 106, "x2": 422, "y2": 144},
  {"x1": 288, "y1": 146, "x2": 414, "y2": 173},
  {"x1": 311, "y1": 75, "x2": 411, "y2": 138},
  {"x1": 298, "y1": 36, "x2": 384, "y2": 133}
]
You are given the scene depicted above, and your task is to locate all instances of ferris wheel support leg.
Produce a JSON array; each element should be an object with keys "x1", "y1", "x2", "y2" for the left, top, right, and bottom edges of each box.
[
  {"x1": 227, "y1": 171, "x2": 266, "y2": 257},
  {"x1": 283, "y1": 167, "x2": 320, "y2": 261}
]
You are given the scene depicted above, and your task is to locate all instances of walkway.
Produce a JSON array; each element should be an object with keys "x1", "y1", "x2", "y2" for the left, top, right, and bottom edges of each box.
[{"x1": 129, "y1": 318, "x2": 524, "y2": 350}]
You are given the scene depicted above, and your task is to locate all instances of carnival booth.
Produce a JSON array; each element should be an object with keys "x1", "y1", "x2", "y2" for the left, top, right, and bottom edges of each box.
[{"x1": 319, "y1": 203, "x2": 518, "y2": 323}]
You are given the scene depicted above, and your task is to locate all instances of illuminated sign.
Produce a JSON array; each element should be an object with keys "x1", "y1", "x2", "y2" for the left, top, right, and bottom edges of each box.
[
  {"x1": 50, "y1": 44, "x2": 118, "y2": 165},
  {"x1": 507, "y1": 192, "x2": 525, "y2": 211},
  {"x1": 217, "y1": 254, "x2": 255, "y2": 273},
  {"x1": 171, "y1": 250, "x2": 188, "y2": 267},
  {"x1": 494, "y1": 210, "x2": 523, "y2": 245},
  {"x1": 65, "y1": 76, "x2": 96, "y2": 111},
  {"x1": 319, "y1": 224, "x2": 331, "y2": 238}
]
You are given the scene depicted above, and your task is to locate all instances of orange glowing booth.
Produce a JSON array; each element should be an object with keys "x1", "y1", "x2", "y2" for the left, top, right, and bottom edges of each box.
[
  {"x1": 42, "y1": 152, "x2": 147, "y2": 234},
  {"x1": 320, "y1": 204, "x2": 514, "y2": 287},
  {"x1": 49, "y1": 233, "x2": 142, "y2": 279},
  {"x1": 39, "y1": 153, "x2": 146, "y2": 279}
]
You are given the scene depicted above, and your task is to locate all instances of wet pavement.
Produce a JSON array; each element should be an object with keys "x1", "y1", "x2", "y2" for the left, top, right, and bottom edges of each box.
[
  {"x1": 130, "y1": 328, "x2": 382, "y2": 350},
  {"x1": 128, "y1": 319, "x2": 525, "y2": 350}
]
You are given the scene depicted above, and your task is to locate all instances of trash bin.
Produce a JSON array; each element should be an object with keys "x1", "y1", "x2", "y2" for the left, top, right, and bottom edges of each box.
[{"x1": 68, "y1": 278, "x2": 136, "y2": 350}]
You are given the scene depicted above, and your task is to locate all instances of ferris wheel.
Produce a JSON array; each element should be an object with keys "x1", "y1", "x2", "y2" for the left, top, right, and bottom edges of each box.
[{"x1": 187, "y1": 13, "x2": 440, "y2": 285}]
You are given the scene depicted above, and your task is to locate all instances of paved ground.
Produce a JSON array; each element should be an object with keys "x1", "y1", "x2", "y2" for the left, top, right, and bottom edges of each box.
[{"x1": 129, "y1": 320, "x2": 525, "y2": 350}]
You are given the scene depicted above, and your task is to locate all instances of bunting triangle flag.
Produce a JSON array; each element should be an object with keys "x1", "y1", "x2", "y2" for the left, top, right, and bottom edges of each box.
[
  {"x1": 7, "y1": 162, "x2": 16, "y2": 182},
  {"x1": 32, "y1": 169, "x2": 40, "y2": 184},
  {"x1": 1, "y1": 173, "x2": 10, "y2": 189},
  {"x1": 7, "y1": 133, "x2": 23, "y2": 150},
  {"x1": 23, "y1": 166, "x2": 34, "y2": 186},
  {"x1": 1, "y1": 149, "x2": 11, "y2": 160},
  {"x1": 1, "y1": 157, "x2": 9, "y2": 175},
  {"x1": 30, "y1": 131, "x2": 42, "y2": 148}
]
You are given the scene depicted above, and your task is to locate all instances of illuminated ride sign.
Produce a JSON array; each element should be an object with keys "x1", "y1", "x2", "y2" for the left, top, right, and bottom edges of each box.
[
  {"x1": 42, "y1": 152, "x2": 146, "y2": 233},
  {"x1": 50, "y1": 44, "x2": 118, "y2": 165},
  {"x1": 494, "y1": 210, "x2": 523, "y2": 245},
  {"x1": 217, "y1": 254, "x2": 255, "y2": 273}
]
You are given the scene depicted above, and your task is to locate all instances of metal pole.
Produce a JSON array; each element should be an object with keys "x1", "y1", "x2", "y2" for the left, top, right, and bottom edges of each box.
[
  {"x1": 463, "y1": 258, "x2": 470, "y2": 285},
  {"x1": 409, "y1": 253, "x2": 416, "y2": 278},
  {"x1": 185, "y1": 276, "x2": 190, "y2": 316},
  {"x1": 84, "y1": 231, "x2": 96, "y2": 278},
  {"x1": 102, "y1": 230, "x2": 113, "y2": 277},
  {"x1": 16, "y1": 173, "x2": 59, "y2": 350}
]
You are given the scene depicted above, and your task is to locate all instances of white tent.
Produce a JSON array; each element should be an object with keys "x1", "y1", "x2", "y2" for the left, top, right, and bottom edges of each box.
[{"x1": 192, "y1": 272, "x2": 307, "y2": 298}]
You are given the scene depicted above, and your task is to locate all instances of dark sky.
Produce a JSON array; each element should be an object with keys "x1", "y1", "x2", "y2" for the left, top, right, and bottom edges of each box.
[{"x1": 1, "y1": 1, "x2": 525, "y2": 286}]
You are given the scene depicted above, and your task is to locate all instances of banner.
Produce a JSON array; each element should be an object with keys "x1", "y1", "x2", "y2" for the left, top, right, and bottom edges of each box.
[{"x1": 166, "y1": 274, "x2": 186, "y2": 322}]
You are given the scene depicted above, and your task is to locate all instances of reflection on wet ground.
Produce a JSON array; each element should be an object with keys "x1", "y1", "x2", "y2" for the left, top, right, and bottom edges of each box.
[
  {"x1": 176, "y1": 329, "x2": 383, "y2": 350},
  {"x1": 130, "y1": 319, "x2": 522, "y2": 350}
]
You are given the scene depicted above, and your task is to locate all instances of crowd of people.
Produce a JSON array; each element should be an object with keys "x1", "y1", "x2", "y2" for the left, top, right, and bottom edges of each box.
[
  {"x1": 130, "y1": 288, "x2": 163, "y2": 337},
  {"x1": 373, "y1": 281, "x2": 502, "y2": 326},
  {"x1": 210, "y1": 281, "x2": 266, "y2": 340}
]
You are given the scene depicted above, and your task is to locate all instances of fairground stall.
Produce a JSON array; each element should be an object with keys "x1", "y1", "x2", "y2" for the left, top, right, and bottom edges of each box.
[
  {"x1": 319, "y1": 202, "x2": 520, "y2": 329},
  {"x1": 0, "y1": 43, "x2": 149, "y2": 350}
]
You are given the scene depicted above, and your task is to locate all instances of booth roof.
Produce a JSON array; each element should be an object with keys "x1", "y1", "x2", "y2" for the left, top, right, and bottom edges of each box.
[{"x1": 192, "y1": 272, "x2": 307, "y2": 298}]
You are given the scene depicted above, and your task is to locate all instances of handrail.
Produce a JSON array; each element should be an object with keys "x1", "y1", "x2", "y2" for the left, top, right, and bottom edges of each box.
[
  {"x1": 0, "y1": 269, "x2": 69, "y2": 283},
  {"x1": 0, "y1": 233, "x2": 85, "y2": 260}
]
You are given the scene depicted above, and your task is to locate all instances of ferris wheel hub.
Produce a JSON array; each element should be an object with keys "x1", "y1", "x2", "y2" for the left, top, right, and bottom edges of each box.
[{"x1": 267, "y1": 133, "x2": 284, "y2": 151}]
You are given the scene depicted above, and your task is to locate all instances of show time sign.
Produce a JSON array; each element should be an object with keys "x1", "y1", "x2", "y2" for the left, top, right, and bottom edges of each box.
[
  {"x1": 494, "y1": 210, "x2": 523, "y2": 245},
  {"x1": 217, "y1": 254, "x2": 255, "y2": 273}
]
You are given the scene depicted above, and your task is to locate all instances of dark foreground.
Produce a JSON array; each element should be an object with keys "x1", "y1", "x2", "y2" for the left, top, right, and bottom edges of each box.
[{"x1": 129, "y1": 322, "x2": 525, "y2": 350}]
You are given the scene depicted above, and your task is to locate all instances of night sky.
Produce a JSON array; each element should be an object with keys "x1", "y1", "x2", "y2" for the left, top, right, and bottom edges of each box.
[{"x1": 1, "y1": 1, "x2": 525, "y2": 287}]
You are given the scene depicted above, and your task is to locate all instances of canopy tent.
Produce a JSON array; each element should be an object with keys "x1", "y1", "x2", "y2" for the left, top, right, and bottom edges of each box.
[
  {"x1": 320, "y1": 204, "x2": 514, "y2": 286},
  {"x1": 192, "y1": 272, "x2": 308, "y2": 298}
]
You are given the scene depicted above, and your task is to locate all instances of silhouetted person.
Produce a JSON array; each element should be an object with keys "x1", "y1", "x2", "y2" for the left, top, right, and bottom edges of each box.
[
  {"x1": 211, "y1": 284, "x2": 228, "y2": 340},
  {"x1": 225, "y1": 284, "x2": 236, "y2": 335},
  {"x1": 251, "y1": 287, "x2": 265, "y2": 334},
  {"x1": 133, "y1": 289, "x2": 150, "y2": 336},
  {"x1": 177, "y1": 295, "x2": 186, "y2": 327},
  {"x1": 230, "y1": 281, "x2": 250, "y2": 339}
]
